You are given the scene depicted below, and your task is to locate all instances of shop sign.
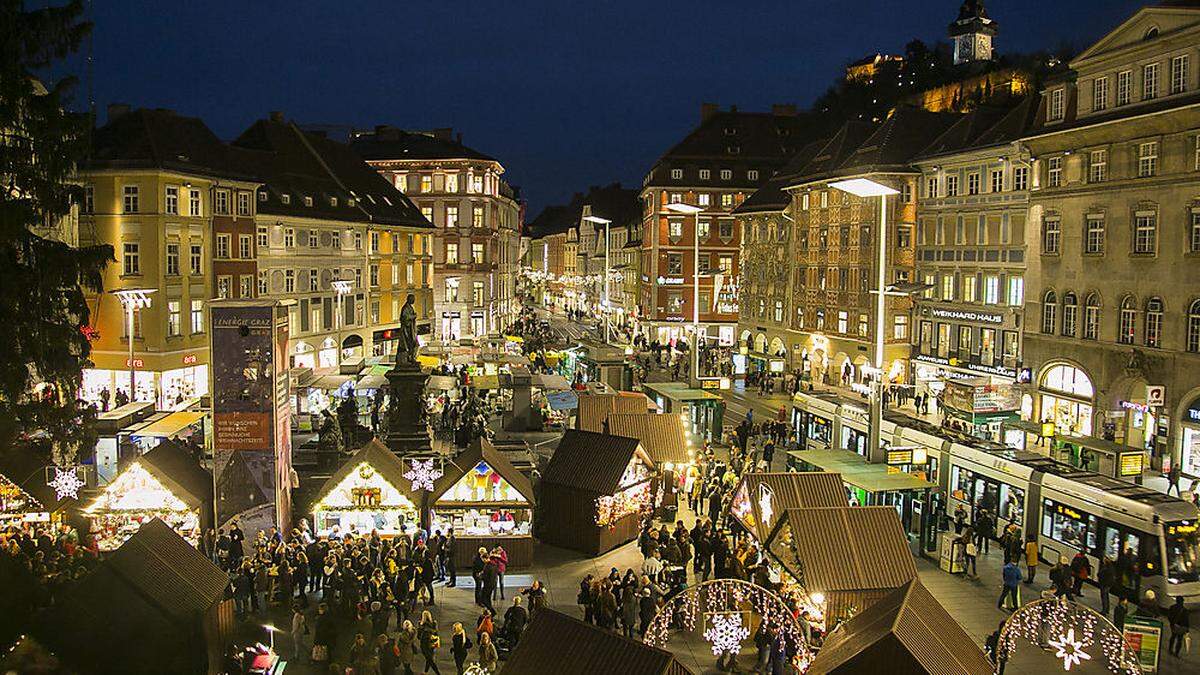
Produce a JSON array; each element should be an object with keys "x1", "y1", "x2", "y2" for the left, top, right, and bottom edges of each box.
[
  {"x1": 1123, "y1": 616, "x2": 1163, "y2": 673},
  {"x1": 887, "y1": 449, "x2": 913, "y2": 465},
  {"x1": 442, "y1": 311, "x2": 461, "y2": 318},
  {"x1": 124, "y1": 358, "x2": 144, "y2": 368},
  {"x1": 182, "y1": 354, "x2": 198, "y2": 365},
  {"x1": 911, "y1": 353, "x2": 1016, "y2": 379},
  {"x1": 470, "y1": 311, "x2": 485, "y2": 318},
  {"x1": 1120, "y1": 400, "x2": 1150, "y2": 414},
  {"x1": 657, "y1": 276, "x2": 685, "y2": 285},
  {"x1": 1119, "y1": 451, "x2": 1145, "y2": 477},
  {"x1": 1187, "y1": 396, "x2": 1200, "y2": 423},
  {"x1": 1146, "y1": 385, "x2": 1165, "y2": 407},
  {"x1": 1016, "y1": 367, "x2": 1033, "y2": 384},
  {"x1": 699, "y1": 377, "x2": 721, "y2": 391},
  {"x1": 929, "y1": 307, "x2": 1004, "y2": 324}
]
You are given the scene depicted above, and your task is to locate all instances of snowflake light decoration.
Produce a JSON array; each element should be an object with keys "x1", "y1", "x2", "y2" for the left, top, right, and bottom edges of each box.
[
  {"x1": 404, "y1": 458, "x2": 442, "y2": 492},
  {"x1": 48, "y1": 465, "x2": 85, "y2": 501},
  {"x1": 758, "y1": 484, "x2": 775, "y2": 528},
  {"x1": 1048, "y1": 628, "x2": 1092, "y2": 671},
  {"x1": 703, "y1": 612, "x2": 749, "y2": 656}
]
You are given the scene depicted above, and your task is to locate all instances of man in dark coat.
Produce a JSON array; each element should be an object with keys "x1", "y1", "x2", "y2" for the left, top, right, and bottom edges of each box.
[
  {"x1": 480, "y1": 556, "x2": 499, "y2": 616},
  {"x1": 471, "y1": 547, "x2": 488, "y2": 607}
]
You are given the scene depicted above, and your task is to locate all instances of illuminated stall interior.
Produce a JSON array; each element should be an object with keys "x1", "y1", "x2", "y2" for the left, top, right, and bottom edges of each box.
[
  {"x1": 84, "y1": 440, "x2": 212, "y2": 551},
  {"x1": 429, "y1": 438, "x2": 536, "y2": 568},
  {"x1": 727, "y1": 472, "x2": 846, "y2": 544},
  {"x1": 311, "y1": 439, "x2": 421, "y2": 538},
  {"x1": 0, "y1": 471, "x2": 54, "y2": 529},
  {"x1": 765, "y1": 506, "x2": 917, "y2": 631}
]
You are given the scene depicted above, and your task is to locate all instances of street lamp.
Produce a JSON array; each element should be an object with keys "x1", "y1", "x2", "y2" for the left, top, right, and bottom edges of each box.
[
  {"x1": 332, "y1": 279, "x2": 354, "y2": 366},
  {"x1": 111, "y1": 289, "x2": 155, "y2": 404},
  {"x1": 664, "y1": 202, "x2": 705, "y2": 386},
  {"x1": 583, "y1": 214, "x2": 612, "y2": 344},
  {"x1": 828, "y1": 178, "x2": 899, "y2": 465},
  {"x1": 263, "y1": 624, "x2": 279, "y2": 652}
]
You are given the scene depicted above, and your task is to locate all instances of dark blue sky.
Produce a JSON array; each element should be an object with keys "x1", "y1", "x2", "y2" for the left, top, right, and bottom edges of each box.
[{"x1": 81, "y1": 0, "x2": 1145, "y2": 212}]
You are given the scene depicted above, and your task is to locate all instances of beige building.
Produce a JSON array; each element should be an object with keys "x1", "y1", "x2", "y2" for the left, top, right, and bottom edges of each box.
[
  {"x1": 1021, "y1": 3, "x2": 1200, "y2": 475},
  {"x1": 352, "y1": 127, "x2": 521, "y2": 340}
]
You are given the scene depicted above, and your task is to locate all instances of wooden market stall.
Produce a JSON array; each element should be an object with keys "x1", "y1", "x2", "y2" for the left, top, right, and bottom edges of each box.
[
  {"x1": 501, "y1": 609, "x2": 694, "y2": 675},
  {"x1": 83, "y1": 440, "x2": 212, "y2": 551},
  {"x1": 0, "y1": 469, "x2": 57, "y2": 530},
  {"x1": 575, "y1": 390, "x2": 651, "y2": 432},
  {"x1": 806, "y1": 579, "x2": 993, "y2": 675},
  {"x1": 606, "y1": 411, "x2": 690, "y2": 511},
  {"x1": 765, "y1": 506, "x2": 917, "y2": 628},
  {"x1": 539, "y1": 429, "x2": 656, "y2": 555},
  {"x1": 311, "y1": 439, "x2": 422, "y2": 538},
  {"x1": 726, "y1": 471, "x2": 847, "y2": 543},
  {"x1": 427, "y1": 438, "x2": 536, "y2": 569}
]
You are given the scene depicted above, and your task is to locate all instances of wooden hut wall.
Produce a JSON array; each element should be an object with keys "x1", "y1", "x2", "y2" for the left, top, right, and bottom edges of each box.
[{"x1": 536, "y1": 483, "x2": 600, "y2": 554}]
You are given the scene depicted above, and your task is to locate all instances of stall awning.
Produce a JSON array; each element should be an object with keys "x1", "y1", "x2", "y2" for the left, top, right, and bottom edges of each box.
[
  {"x1": 427, "y1": 375, "x2": 458, "y2": 390},
  {"x1": 310, "y1": 374, "x2": 353, "y2": 390},
  {"x1": 546, "y1": 390, "x2": 579, "y2": 411},
  {"x1": 787, "y1": 449, "x2": 935, "y2": 494},
  {"x1": 471, "y1": 374, "x2": 501, "y2": 389},
  {"x1": 131, "y1": 411, "x2": 205, "y2": 439},
  {"x1": 416, "y1": 355, "x2": 441, "y2": 369},
  {"x1": 532, "y1": 373, "x2": 571, "y2": 391},
  {"x1": 357, "y1": 375, "x2": 388, "y2": 390}
]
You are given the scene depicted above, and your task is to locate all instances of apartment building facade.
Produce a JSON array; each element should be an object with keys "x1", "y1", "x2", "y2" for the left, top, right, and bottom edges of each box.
[
  {"x1": 351, "y1": 127, "x2": 521, "y2": 341},
  {"x1": 1021, "y1": 3, "x2": 1200, "y2": 474}
]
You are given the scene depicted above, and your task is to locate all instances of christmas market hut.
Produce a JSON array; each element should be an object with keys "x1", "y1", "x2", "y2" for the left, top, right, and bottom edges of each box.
[
  {"x1": 83, "y1": 440, "x2": 212, "y2": 551},
  {"x1": 726, "y1": 472, "x2": 846, "y2": 543},
  {"x1": 575, "y1": 390, "x2": 651, "y2": 432},
  {"x1": 311, "y1": 438, "x2": 422, "y2": 538},
  {"x1": 765, "y1": 506, "x2": 917, "y2": 628},
  {"x1": 606, "y1": 411, "x2": 690, "y2": 510},
  {"x1": 0, "y1": 467, "x2": 60, "y2": 530},
  {"x1": 539, "y1": 429, "x2": 656, "y2": 555},
  {"x1": 427, "y1": 437, "x2": 536, "y2": 569},
  {"x1": 806, "y1": 579, "x2": 993, "y2": 675},
  {"x1": 36, "y1": 519, "x2": 232, "y2": 675},
  {"x1": 501, "y1": 608, "x2": 694, "y2": 675}
]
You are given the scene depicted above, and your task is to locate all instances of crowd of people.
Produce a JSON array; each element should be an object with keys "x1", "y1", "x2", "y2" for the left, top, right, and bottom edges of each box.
[
  {"x1": 204, "y1": 519, "x2": 545, "y2": 674},
  {"x1": 0, "y1": 522, "x2": 97, "y2": 632}
]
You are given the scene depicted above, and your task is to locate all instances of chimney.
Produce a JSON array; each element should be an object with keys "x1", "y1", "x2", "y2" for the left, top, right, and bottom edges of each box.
[
  {"x1": 700, "y1": 102, "x2": 719, "y2": 122},
  {"x1": 107, "y1": 103, "x2": 130, "y2": 121},
  {"x1": 269, "y1": 111, "x2": 285, "y2": 122},
  {"x1": 772, "y1": 103, "x2": 798, "y2": 117}
]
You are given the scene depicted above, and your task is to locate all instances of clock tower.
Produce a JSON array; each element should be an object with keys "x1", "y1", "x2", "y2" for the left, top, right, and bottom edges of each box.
[{"x1": 949, "y1": 0, "x2": 998, "y2": 65}]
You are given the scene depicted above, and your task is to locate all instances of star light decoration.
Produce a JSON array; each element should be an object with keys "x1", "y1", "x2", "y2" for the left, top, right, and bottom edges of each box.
[
  {"x1": 1048, "y1": 628, "x2": 1092, "y2": 671},
  {"x1": 404, "y1": 458, "x2": 442, "y2": 492},
  {"x1": 48, "y1": 465, "x2": 85, "y2": 501},
  {"x1": 758, "y1": 484, "x2": 775, "y2": 528},
  {"x1": 703, "y1": 612, "x2": 749, "y2": 656}
]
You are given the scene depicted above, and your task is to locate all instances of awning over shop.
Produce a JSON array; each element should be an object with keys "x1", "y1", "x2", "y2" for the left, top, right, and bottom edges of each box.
[
  {"x1": 357, "y1": 375, "x2": 388, "y2": 390},
  {"x1": 310, "y1": 374, "x2": 353, "y2": 390},
  {"x1": 531, "y1": 373, "x2": 571, "y2": 390},
  {"x1": 416, "y1": 355, "x2": 441, "y2": 369},
  {"x1": 546, "y1": 390, "x2": 579, "y2": 411},
  {"x1": 130, "y1": 411, "x2": 205, "y2": 439},
  {"x1": 471, "y1": 374, "x2": 501, "y2": 389},
  {"x1": 787, "y1": 449, "x2": 935, "y2": 494},
  {"x1": 427, "y1": 375, "x2": 458, "y2": 390}
]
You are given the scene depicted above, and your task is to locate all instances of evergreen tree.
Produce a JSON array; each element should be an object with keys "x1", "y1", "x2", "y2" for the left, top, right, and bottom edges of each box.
[{"x1": 0, "y1": 0, "x2": 113, "y2": 464}]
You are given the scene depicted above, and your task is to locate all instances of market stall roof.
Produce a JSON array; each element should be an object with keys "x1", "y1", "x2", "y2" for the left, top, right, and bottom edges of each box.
[
  {"x1": 575, "y1": 391, "x2": 652, "y2": 432},
  {"x1": 546, "y1": 390, "x2": 579, "y2": 411},
  {"x1": 641, "y1": 381, "x2": 724, "y2": 402},
  {"x1": 806, "y1": 579, "x2": 993, "y2": 675},
  {"x1": 605, "y1": 412, "x2": 689, "y2": 465},
  {"x1": 501, "y1": 609, "x2": 694, "y2": 675},
  {"x1": 727, "y1": 472, "x2": 847, "y2": 542},
  {"x1": 542, "y1": 430, "x2": 653, "y2": 495},
  {"x1": 130, "y1": 411, "x2": 205, "y2": 439},
  {"x1": 0, "y1": 469, "x2": 45, "y2": 516},
  {"x1": 531, "y1": 372, "x2": 571, "y2": 390},
  {"x1": 35, "y1": 519, "x2": 229, "y2": 673},
  {"x1": 786, "y1": 450, "x2": 935, "y2": 494},
  {"x1": 106, "y1": 440, "x2": 213, "y2": 511},
  {"x1": 765, "y1": 506, "x2": 917, "y2": 595},
  {"x1": 427, "y1": 374, "x2": 458, "y2": 390},
  {"x1": 429, "y1": 438, "x2": 535, "y2": 505},
  {"x1": 357, "y1": 374, "x2": 388, "y2": 390},
  {"x1": 310, "y1": 374, "x2": 353, "y2": 390},
  {"x1": 313, "y1": 438, "x2": 422, "y2": 508}
]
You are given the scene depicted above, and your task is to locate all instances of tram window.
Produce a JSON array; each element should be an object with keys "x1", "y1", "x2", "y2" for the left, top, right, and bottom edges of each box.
[
  {"x1": 951, "y1": 466, "x2": 972, "y2": 501},
  {"x1": 1043, "y1": 498, "x2": 1096, "y2": 552},
  {"x1": 1165, "y1": 520, "x2": 1199, "y2": 583},
  {"x1": 1140, "y1": 535, "x2": 1160, "y2": 577},
  {"x1": 1102, "y1": 527, "x2": 1139, "y2": 561},
  {"x1": 999, "y1": 485, "x2": 1024, "y2": 527}
]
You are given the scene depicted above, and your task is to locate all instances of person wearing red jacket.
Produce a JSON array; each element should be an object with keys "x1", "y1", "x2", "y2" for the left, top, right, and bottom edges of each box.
[{"x1": 491, "y1": 546, "x2": 509, "y2": 601}]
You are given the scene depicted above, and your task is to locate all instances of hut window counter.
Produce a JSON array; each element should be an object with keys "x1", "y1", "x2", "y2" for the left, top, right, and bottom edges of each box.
[{"x1": 311, "y1": 440, "x2": 422, "y2": 538}]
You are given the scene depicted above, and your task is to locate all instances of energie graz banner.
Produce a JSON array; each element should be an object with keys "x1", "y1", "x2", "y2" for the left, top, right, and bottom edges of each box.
[{"x1": 210, "y1": 304, "x2": 290, "y2": 536}]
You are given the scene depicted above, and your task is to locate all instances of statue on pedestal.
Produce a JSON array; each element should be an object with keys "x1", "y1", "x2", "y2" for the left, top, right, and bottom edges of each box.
[{"x1": 384, "y1": 294, "x2": 432, "y2": 456}]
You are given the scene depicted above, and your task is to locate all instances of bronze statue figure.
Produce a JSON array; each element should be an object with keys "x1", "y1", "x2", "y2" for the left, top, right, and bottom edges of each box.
[{"x1": 396, "y1": 293, "x2": 419, "y2": 366}]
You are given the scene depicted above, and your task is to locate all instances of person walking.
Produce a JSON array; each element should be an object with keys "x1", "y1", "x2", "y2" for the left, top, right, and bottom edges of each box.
[
  {"x1": 477, "y1": 632, "x2": 498, "y2": 672},
  {"x1": 998, "y1": 560, "x2": 1022, "y2": 611},
  {"x1": 1070, "y1": 550, "x2": 1092, "y2": 597},
  {"x1": 396, "y1": 619, "x2": 417, "y2": 675},
  {"x1": 621, "y1": 585, "x2": 639, "y2": 639},
  {"x1": 289, "y1": 603, "x2": 307, "y2": 663},
  {"x1": 1023, "y1": 536, "x2": 1039, "y2": 584},
  {"x1": 1167, "y1": 596, "x2": 1190, "y2": 657},
  {"x1": 450, "y1": 622, "x2": 473, "y2": 675},
  {"x1": 1113, "y1": 595, "x2": 1130, "y2": 632},
  {"x1": 312, "y1": 602, "x2": 336, "y2": 665},
  {"x1": 1167, "y1": 464, "x2": 1182, "y2": 496},
  {"x1": 963, "y1": 533, "x2": 978, "y2": 577},
  {"x1": 1050, "y1": 557, "x2": 1073, "y2": 599},
  {"x1": 1097, "y1": 557, "x2": 1115, "y2": 616},
  {"x1": 578, "y1": 574, "x2": 595, "y2": 623},
  {"x1": 418, "y1": 611, "x2": 441, "y2": 675}
]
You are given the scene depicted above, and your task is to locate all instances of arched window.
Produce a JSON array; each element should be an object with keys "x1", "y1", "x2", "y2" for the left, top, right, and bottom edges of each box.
[
  {"x1": 1188, "y1": 299, "x2": 1200, "y2": 353},
  {"x1": 1083, "y1": 293, "x2": 1101, "y2": 340},
  {"x1": 1040, "y1": 364, "x2": 1095, "y2": 398},
  {"x1": 1062, "y1": 292, "x2": 1078, "y2": 337},
  {"x1": 1118, "y1": 296, "x2": 1137, "y2": 344},
  {"x1": 1145, "y1": 297, "x2": 1164, "y2": 348},
  {"x1": 1042, "y1": 291, "x2": 1058, "y2": 334}
]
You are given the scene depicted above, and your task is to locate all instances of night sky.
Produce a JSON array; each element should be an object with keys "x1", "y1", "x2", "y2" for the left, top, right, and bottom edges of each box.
[{"x1": 80, "y1": 0, "x2": 1146, "y2": 212}]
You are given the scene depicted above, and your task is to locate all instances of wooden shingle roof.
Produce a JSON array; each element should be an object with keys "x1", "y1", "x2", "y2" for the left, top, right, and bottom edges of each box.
[
  {"x1": 728, "y1": 472, "x2": 847, "y2": 541},
  {"x1": 575, "y1": 391, "x2": 651, "y2": 433},
  {"x1": 542, "y1": 430, "x2": 653, "y2": 495},
  {"x1": 766, "y1": 506, "x2": 917, "y2": 593},
  {"x1": 429, "y1": 437, "x2": 535, "y2": 505},
  {"x1": 312, "y1": 438, "x2": 422, "y2": 508},
  {"x1": 807, "y1": 579, "x2": 993, "y2": 675},
  {"x1": 501, "y1": 609, "x2": 694, "y2": 675},
  {"x1": 606, "y1": 412, "x2": 689, "y2": 465}
]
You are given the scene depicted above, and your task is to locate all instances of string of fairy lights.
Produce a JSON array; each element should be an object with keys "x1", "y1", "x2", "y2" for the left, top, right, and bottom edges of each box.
[{"x1": 997, "y1": 597, "x2": 1141, "y2": 674}]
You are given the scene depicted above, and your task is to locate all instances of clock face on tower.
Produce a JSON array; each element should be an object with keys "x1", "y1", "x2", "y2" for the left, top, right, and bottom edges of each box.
[
  {"x1": 960, "y1": 35, "x2": 974, "y2": 60},
  {"x1": 977, "y1": 35, "x2": 990, "y2": 59}
]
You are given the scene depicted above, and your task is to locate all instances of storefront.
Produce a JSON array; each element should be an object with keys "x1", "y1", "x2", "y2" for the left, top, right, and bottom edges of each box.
[
  {"x1": 1180, "y1": 394, "x2": 1200, "y2": 478},
  {"x1": 83, "y1": 440, "x2": 212, "y2": 551},
  {"x1": 82, "y1": 361, "x2": 209, "y2": 412},
  {"x1": 427, "y1": 439, "x2": 535, "y2": 569},
  {"x1": 940, "y1": 378, "x2": 1021, "y2": 442},
  {"x1": 1036, "y1": 363, "x2": 1095, "y2": 437},
  {"x1": 311, "y1": 439, "x2": 422, "y2": 538},
  {"x1": 538, "y1": 430, "x2": 657, "y2": 555}
]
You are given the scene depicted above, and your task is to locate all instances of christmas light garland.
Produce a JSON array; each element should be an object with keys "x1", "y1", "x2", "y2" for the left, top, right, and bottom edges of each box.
[{"x1": 996, "y1": 597, "x2": 1140, "y2": 675}]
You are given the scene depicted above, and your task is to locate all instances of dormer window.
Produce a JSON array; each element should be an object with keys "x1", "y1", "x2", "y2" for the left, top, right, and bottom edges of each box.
[
  {"x1": 281, "y1": 194, "x2": 291, "y2": 205},
  {"x1": 1048, "y1": 88, "x2": 1065, "y2": 121},
  {"x1": 346, "y1": 198, "x2": 355, "y2": 207},
  {"x1": 726, "y1": 145, "x2": 741, "y2": 155},
  {"x1": 699, "y1": 169, "x2": 711, "y2": 180},
  {"x1": 1144, "y1": 26, "x2": 1159, "y2": 41},
  {"x1": 258, "y1": 191, "x2": 267, "y2": 202},
  {"x1": 723, "y1": 127, "x2": 738, "y2": 136},
  {"x1": 303, "y1": 196, "x2": 313, "y2": 207},
  {"x1": 670, "y1": 168, "x2": 683, "y2": 179},
  {"x1": 330, "y1": 197, "x2": 338, "y2": 207},
  {"x1": 748, "y1": 170, "x2": 759, "y2": 181},
  {"x1": 720, "y1": 169, "x2": 732, "y2": 180}
]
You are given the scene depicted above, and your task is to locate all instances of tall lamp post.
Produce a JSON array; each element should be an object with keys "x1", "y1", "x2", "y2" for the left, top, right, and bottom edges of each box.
[
  {"x1": 828, "y1": 178, "x2": 899, "y2": 465},
  {"x1": 664, "y1": 202, "x2": 705, "y2": 386},
  {"x1": 112, "y1": 289, "x2": 155, "y2": 404},
  {"x1": 332, "y1": 280, "x2": 354, "y2": 366},
  {"x1": 583, "y1": 214, "x2": 612, "y2": 344}
]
